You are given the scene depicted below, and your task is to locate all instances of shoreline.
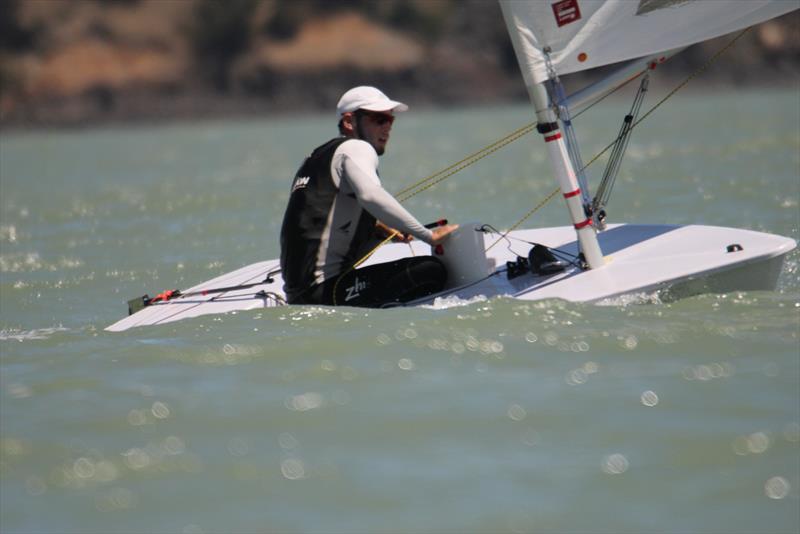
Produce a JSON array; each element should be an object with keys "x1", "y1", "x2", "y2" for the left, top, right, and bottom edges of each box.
[{"x1": 2, "y1": 75, "x2": 797, "y2": 134}]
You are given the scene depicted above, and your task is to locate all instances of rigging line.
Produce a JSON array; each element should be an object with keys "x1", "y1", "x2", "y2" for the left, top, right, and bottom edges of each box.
[
  {"x1": 580, "y1": 27, "x2": 751, "y2": 173},
  {"x1": 396, "y1": 66, "x2": 647, "y2": 204},
  {"x1": 479, "y1": 223, "x2": 523, "y2": 257},
  {"x1": 633, "y1": 28, "x2": 750, "y2": 129},
  {"x1": 394, "y1": 50, "x2": 650, "y2": 205},
  {"x1": 398, "y1": 124, "x2": 538, "y2": 202},
  {"x1": 571, "y1": 68, "x2": 649, "y2": 121},
  {"x1": 594, "y1": 74, "x2": 649, "y2": 213},
  {"x1": 395, "y1": 122, "x2": 538, "y2": 201},
  {"x1": 555, "y1": 82, "x2": 592, "y2": 207},
  {"x1": 488, "y1": 27, "x2": 751, "y2": 252},
  {"x1": 485, "y1": 186, "x2": 561, "y2": 252},
  {"x1": 395, "y1": 121, "x2": 537, "y2": 198}
]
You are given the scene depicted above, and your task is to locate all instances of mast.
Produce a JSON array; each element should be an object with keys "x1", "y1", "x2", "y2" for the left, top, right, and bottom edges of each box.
[{"x1": 528, "y1": 81, "x2": 605, "y2": 270}]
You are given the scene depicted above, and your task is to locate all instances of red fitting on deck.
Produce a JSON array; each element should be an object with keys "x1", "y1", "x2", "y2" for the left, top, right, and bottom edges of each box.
[{"x1": 150, "y1": 289, "x2": 179, "y2": 303}]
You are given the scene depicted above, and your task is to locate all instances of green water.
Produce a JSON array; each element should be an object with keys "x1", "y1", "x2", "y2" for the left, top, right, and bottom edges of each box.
[{"x1": 1, "y1": 89, "x2": 799, "y2": 533}]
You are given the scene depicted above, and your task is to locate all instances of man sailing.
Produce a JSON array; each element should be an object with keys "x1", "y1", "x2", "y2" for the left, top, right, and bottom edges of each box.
[{"x1": 280, "y1": 86, "x2": 458, "y2": 307}]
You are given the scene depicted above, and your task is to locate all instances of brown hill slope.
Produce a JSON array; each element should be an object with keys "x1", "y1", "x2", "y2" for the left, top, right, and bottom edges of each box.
[{"x1": 1, "y1": 0, "x2": 797, "y2": 128}]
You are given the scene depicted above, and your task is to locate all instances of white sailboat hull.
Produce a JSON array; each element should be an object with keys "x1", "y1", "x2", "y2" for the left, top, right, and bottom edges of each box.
[{"x1": 105, "y1": 223, "x2": 795, "y2": 332}]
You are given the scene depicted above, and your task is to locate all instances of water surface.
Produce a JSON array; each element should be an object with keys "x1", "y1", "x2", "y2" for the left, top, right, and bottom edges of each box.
[{"x1": 1, "y1": 89, "x2": 798, "y2": 533}]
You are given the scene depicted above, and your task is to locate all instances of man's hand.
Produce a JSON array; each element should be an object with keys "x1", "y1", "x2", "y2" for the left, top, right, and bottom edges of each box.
[
  {"x1": 392, "y1": 232, "x2": 413, "y2": 243},
  {"x1": 431, "y1": 224, "x2": 459, "y2": 245}
]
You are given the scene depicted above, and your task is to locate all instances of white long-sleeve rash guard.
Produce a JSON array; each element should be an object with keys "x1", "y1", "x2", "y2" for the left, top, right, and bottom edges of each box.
[{"x1": 332, "y1": 139, "x2": 434, "y2": 244}]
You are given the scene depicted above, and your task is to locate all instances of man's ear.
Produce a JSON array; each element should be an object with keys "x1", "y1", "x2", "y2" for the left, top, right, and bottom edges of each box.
[{"x1": 340, "y1": 112, "x2": 357, "y2": 137}]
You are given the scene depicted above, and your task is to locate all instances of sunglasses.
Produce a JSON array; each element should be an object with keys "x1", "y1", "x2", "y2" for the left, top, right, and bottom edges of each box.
[{"x1": 356, "y1": 111, "x2": 395, "y2": 126}]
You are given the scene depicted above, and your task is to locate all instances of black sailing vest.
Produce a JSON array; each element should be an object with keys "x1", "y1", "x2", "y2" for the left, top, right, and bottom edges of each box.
[{"x1": 279, "y1": 138, "x2": 377, "y2": 302}]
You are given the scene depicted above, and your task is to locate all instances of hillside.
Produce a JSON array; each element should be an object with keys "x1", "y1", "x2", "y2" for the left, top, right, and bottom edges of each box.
[{"x1": 1, "y1": 0, "x2": 797, "y2": 128}]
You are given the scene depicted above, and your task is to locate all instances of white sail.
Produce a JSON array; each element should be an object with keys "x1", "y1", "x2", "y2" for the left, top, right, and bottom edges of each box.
[{"x1": 499, "y1": 0, "x2": 798, "y2": 86}]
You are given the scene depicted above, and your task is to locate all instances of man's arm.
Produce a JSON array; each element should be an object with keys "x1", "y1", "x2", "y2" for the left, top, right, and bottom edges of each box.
[
  {"x1": 375, "y1": 220, "x2": 458, "y2": 245},
  {"x1": 338, "y1": 140, "x2": 434, "y2": 243}
]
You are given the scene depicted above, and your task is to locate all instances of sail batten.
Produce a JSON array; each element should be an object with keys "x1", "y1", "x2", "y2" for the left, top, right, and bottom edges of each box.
[{"x1": 499, "y1": 0, "x2": 798, "y2": 86}]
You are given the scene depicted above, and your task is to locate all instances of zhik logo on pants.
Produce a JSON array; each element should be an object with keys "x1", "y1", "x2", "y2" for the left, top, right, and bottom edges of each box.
[{"x1": 344, "y1": 277, "x2": 368, "y2": 302}]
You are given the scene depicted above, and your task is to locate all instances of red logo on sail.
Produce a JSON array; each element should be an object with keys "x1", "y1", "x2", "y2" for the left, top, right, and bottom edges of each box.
[{"x1": 552, "y1": 0, "x2": 582, "y2": 27}]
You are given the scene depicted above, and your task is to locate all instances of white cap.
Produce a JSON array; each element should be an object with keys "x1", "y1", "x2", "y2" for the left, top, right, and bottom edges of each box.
[{"x1": 336, "y1": 86, "x2": 408, "y2": 117}]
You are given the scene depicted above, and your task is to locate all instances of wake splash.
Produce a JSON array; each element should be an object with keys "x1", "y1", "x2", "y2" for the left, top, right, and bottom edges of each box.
[
  {"x1": 595, "y1": 291, "x2": 665, "y2": 306},
  {"x1": 425, "y1": 290, "x2": 665, "y2": 311},
  {"x1": 423, "y1": 294, "x2": 489, "y2": 310},
  {"x1": 0, "y1": 326, "x2": 70, "y2": 342}
]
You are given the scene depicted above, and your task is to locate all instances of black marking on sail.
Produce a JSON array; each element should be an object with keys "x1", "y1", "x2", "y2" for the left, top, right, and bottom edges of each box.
[
  {"x1": 637, "y1": 0, "x2": 695, "y2": 16},
  {"x1": 339, "y1": 221, "x2": 352, "y2": 232}
]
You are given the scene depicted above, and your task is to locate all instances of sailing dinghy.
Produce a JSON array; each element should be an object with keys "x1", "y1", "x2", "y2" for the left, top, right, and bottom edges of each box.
[{"x1": 106, "y1": 0, "x2": 797, "y2": 332}]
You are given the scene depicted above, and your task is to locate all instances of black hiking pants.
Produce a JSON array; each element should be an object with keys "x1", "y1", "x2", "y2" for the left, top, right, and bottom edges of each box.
[{"x1": 292, "y1": 256, "x2": 447, "y2": 308}]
